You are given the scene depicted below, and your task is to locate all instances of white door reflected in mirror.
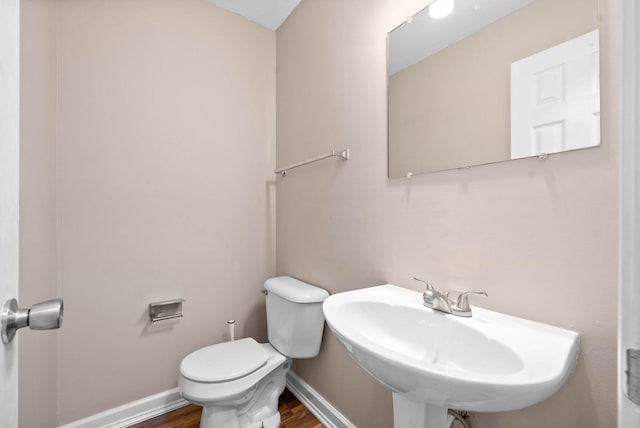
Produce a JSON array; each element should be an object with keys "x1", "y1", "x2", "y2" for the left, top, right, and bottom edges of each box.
[{"x1": 511, "y1": 30, "x2": 600, "y2": 159}]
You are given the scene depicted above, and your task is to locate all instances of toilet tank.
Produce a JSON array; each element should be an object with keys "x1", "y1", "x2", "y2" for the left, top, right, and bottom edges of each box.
[{"x1": 264, "y1": 276, "x2": 329, "y2": 358}]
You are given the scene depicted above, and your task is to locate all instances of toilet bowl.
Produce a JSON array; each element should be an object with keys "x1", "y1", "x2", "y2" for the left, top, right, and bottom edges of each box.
[
  {"x1": 178, "y1": 276, "x2": 329, "y2": 428},
  {"x1": 179, "y1": 339, "x2": 288, "y2": 428}
]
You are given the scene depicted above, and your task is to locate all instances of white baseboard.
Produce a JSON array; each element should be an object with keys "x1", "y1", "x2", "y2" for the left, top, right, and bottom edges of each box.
[
  {"x1": 286, "y1": 371, "x2": 356, "y2": 428},
  {"x1": 57, "y1": 388, "x2": 189, "y2": 428},
  {"x1": 57, "y1": 372, "x2": 353, "y2": 428}
]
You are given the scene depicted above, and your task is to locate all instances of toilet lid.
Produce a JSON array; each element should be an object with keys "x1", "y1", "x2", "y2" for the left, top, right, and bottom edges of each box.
[{"x1": 180, "y1": 337, "x2": 269, "y2": 382}]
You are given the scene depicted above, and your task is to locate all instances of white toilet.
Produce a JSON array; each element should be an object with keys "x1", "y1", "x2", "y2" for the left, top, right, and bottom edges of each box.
[{"x1": 178, "y1": 276, "x2": 329, "y2": 428}]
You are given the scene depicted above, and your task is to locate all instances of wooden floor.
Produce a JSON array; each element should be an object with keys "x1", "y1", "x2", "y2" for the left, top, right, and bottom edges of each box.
[{"x1": 129, "y1": 388, "x2": 323, "y2": 428}]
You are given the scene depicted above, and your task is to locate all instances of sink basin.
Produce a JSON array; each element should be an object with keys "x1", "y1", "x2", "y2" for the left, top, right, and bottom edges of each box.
[{"x1": 322, "y1": 285, "x2": 579, "y2": 427}]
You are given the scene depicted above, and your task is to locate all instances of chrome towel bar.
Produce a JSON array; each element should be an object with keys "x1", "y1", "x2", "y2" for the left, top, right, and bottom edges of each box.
[{"x1": 274, "y1": 148, "x2": 350, "y2": 176}]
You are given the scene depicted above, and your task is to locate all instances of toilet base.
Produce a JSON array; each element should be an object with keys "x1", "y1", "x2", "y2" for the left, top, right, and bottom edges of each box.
[
  {"x1": 200, "y1": 406, "x2": 281, "y2": 428},
  {"x1": 193, "y1": 349, "x2": 289, "y2": 428}
]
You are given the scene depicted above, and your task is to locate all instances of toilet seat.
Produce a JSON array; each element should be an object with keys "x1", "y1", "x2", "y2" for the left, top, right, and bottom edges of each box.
[
  {"x1": 180, "y1": 338, "x2": 269, "y2": 382},
  {"x1": 179, "y1": 342, "x2": 288, "y2": 405}
]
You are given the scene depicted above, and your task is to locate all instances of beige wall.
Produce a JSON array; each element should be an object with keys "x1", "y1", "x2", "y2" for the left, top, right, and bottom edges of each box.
[
  {"x1": 389, "y1": 0, "x2": 597, "y2": 177},
  {"x1": 276, "y1": 0, "x2": 618, "y2": 427},
  {"x1": 19, "y1": 0, "x2": 58, "y2": 427},
  {"x1": 53, "y1": 0, "x2": 275, "y2": 424}
]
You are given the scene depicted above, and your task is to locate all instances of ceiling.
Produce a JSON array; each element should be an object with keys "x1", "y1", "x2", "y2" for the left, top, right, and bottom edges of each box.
[{"x1": 207, "y1": 0, "x2": 302, "y2": 30}]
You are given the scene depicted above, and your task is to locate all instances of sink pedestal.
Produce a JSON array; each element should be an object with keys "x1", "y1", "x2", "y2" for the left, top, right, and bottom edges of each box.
[{"x1": 392, "y1": 393, "x2": 452, "y2": 428}]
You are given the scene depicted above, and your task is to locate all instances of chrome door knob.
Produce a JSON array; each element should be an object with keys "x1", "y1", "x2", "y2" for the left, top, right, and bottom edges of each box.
[{"x1": 1, "y1": 298, "x2": 63, "y2": 344}]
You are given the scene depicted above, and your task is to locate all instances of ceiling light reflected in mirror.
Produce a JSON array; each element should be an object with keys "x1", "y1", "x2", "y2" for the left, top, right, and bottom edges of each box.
[{"x1": 429, "y1": 0, "x2": 455, "y2": 19}]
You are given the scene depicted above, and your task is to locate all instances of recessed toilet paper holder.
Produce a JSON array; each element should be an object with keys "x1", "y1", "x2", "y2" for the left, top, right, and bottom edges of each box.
[
  {"x1": 1, "y1": 298, "x2": 64, "y2": 344},
  {"x1": 149, "y1": 299, "x2": 185, "y2": 323}
]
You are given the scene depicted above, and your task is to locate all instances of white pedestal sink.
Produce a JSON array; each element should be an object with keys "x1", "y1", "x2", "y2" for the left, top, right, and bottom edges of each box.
[{"x1": 322, "y1": 285, "x2": 579, "y2": 428}]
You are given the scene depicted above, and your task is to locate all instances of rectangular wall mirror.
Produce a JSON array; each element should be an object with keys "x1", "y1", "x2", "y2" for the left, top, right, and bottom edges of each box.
[{"x1": 387, "y1": 0, "x2": 600, "y2": 178}]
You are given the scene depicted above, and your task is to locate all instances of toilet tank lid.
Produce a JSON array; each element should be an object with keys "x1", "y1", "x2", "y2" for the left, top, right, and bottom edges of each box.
[{"x1": 264, "y1": 276, "x2": 329, "y2": 303}]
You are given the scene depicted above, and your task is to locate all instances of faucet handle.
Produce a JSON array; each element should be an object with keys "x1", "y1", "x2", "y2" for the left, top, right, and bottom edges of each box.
[
  {"x1": 413, "y1": 277, "x2": 434, "y2": 291},
  {"x1": 413, "y1": 277, "x2": 435, "y2": 302},
  {"x1": 455, "y1": 291, "x2": 488, "y2": 311}
]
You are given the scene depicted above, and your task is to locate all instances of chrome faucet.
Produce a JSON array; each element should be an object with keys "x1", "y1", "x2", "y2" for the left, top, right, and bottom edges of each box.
[{"x1": 413, "y1": 277, "x2": 487, "y2": 317}]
